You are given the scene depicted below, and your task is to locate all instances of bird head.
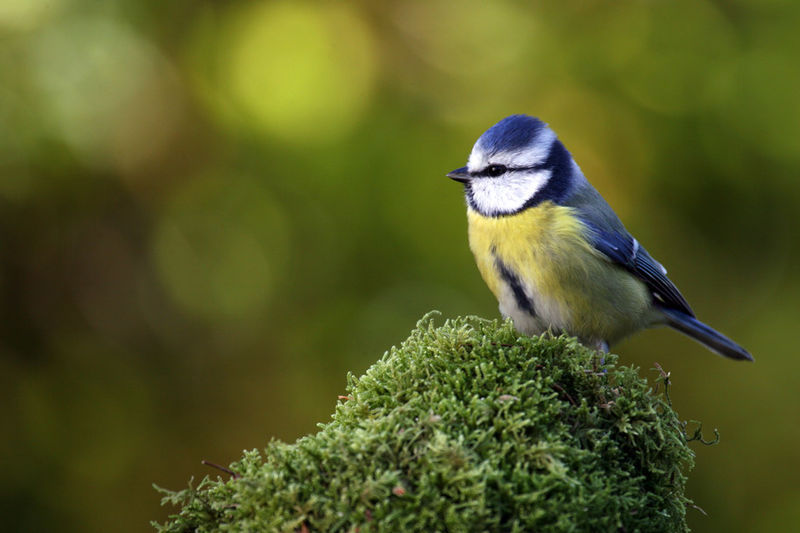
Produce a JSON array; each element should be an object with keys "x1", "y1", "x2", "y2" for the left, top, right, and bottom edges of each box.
[{"x1": 447, "y1": 115, "x2": 577, "y2": 217}]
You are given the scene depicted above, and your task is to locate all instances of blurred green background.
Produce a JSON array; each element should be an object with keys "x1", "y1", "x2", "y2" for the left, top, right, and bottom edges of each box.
[{"x1": 1, "y1": 0, "x2": 798, "y2": 531}]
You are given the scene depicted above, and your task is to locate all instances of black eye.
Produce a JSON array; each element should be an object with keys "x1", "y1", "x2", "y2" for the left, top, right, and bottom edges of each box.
[{"x1": 484, "y1": 164, "x2": 507, "y2": 177}]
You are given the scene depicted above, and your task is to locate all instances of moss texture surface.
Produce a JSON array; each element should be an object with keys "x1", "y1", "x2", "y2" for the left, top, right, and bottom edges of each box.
[{"x1": 156, "y1": 315, "x2": 695, "y2": 532}]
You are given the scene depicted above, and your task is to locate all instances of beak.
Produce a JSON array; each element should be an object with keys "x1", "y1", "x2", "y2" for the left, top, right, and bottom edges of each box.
[{"x1": 447, "y1": 166, "x2": 472, "y2": 184}]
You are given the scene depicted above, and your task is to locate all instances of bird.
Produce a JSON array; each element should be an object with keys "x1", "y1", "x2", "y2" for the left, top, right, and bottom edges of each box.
[{"x1": 447, "y1": 114, "x2": 753, "y2": 361}]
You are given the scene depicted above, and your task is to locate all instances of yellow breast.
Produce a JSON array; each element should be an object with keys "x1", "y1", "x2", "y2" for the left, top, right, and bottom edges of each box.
[{"x1": 466, "y1": 202, "x2": 652, "y2": 344}]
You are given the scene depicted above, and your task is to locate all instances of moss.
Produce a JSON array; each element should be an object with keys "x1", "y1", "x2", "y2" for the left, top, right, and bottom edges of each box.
[{"x1": 155, "y1": 314, "x2": 695, "y2": 532}]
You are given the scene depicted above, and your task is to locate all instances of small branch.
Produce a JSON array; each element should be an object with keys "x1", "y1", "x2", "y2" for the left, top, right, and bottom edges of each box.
[
  {"x1": 682, "y1": 421, "x2": 720, "y2": 446},
  {"x1": 688, "y1": 502, "x2": 708, "y2": 516},
  {"x1": 653, "y1": 362, "x2": 672, "y2": 407},
  {"x1": 551, "y1": 382, "x2": 577, "y2": 406},
  {"x1": 201, "y1": 460, "x2": 241, "y2": 479}
]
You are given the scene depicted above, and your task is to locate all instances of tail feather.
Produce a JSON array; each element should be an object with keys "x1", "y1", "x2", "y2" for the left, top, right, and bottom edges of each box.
[{"x1": 662, "y1": 308, "x2": 753, "y2": 362}]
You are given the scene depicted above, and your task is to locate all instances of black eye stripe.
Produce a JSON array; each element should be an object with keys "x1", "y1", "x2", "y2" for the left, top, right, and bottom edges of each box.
[{"x1": 473, "y1": 163, "x2": 546, "y2": 178}]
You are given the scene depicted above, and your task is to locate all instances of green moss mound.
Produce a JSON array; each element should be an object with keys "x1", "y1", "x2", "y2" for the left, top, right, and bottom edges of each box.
[{"x1": 156, "y1": 315, "x2": 695, "y2": 532}]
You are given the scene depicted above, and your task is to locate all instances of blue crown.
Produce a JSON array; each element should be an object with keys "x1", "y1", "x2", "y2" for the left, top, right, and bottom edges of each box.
[{"x1": 477, "y1": 115, "x2": 546, "y2": 154}]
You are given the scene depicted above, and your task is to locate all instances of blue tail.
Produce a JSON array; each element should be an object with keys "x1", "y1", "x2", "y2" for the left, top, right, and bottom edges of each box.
[{"x1": 662, "y1": 309, "x2": 753, "y2": 362}]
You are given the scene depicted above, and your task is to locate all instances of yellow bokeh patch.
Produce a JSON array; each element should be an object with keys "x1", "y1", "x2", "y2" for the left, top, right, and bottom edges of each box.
[{"x1": 219, "y1": 1, "x2": 377, "y2": 143}]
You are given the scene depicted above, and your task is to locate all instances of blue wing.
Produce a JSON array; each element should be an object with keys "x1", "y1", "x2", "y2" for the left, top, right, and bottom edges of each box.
[{"x1": 580, "y1": 220, "x2": 695, "y2": 317}]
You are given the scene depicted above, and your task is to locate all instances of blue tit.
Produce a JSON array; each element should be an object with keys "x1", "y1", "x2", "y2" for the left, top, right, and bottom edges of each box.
[{"x1": 447, "y1": 114, "x2": 753, "y2": 361}]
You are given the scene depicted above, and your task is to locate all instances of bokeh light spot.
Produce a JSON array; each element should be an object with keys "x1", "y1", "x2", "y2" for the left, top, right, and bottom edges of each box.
[
  {"x1": 394, "y1": 0, "x2": 532, "y2": 77},
  {"x1": 0, "y1": 0, "x2": 66, "y2": 30},
  {"x1": 391, "y1": 0, "x2": 535, "y2": 124},
  {"x1": 26, "y1": 15, "x2": 182, "y2": 170},
  {"x1": 220, "y1": 2, "x2": 376, "y2": 143}
]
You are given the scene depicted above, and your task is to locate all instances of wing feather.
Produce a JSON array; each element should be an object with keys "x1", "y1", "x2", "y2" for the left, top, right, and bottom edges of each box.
[{"x1": 580, "y1": 220, "x2": 695, "y2": 317}]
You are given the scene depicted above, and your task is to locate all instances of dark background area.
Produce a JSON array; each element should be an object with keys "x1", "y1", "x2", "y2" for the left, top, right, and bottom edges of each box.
[{"x1": 1, "y1": 1, "x2": 798, "y2": 531}]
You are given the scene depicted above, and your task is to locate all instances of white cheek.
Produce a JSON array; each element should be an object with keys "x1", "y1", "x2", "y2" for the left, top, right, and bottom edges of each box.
[{"x1": 470, "y1": 171, "x2": 550, "y2": 215}]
